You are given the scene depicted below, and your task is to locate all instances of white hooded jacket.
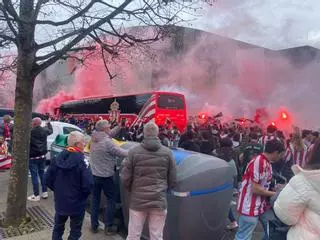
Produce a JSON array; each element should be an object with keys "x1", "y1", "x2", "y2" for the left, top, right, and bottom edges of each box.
[{"x1": 274, "y1": 165, "x2": 320, "y2": 240}]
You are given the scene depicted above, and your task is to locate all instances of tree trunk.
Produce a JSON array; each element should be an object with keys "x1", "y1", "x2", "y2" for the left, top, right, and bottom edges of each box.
[
  {"x1": 5, "y1": 56, "x2": 35, "y2": 226},
  {"x1": 5, "y1": 0, "x2": 36, "y2": 226}
]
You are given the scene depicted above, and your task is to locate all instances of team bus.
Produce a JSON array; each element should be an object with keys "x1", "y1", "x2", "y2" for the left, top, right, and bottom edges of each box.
[{"x1": 57, "y1": 91, "x2": 187, "y2": 132}]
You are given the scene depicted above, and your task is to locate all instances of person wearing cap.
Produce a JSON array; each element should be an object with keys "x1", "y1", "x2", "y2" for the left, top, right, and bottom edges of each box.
[
  {"x1": 121, "y1": 122, "x2": 177, "y2": 240},
  {"x1": 90, "y1": 120, "x2": 128, "y2": 235}
]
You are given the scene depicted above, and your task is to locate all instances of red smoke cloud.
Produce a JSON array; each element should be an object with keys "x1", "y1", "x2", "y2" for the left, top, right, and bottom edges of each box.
[
  {"x1": 72, "y1": 60, "x2": 112, "y2": 98},
  {"x1": 0, "y1": 57, "x2": 16, "y2": 108},
  {"x1": 36, "y1": 91, "x2": 75, "y2": 115},
  {"x1": 35, "y1": 44, "x2": 152, "y2": 115},
  {"x1": 34, "y1": 29, "x2": 320, "y2": 131},
  {"x1": 36, "y1": 50, "x2": 113, "y2": 114}
]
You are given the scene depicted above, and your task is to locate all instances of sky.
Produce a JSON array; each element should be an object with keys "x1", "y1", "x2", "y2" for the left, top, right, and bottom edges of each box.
[
  {"x1": 183, "y1": 0, "x2": 320, "y2": 50},
  {"x1": 5, "y1": 0, "x2": 318, "y2": 56}
]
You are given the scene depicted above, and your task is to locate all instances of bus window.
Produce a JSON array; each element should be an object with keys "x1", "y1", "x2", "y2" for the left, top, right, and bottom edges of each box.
[
  {"x1": 136, "y1": 94, "x2": 152, "y2": 107},
  {"x1": 117, "y1": 96, "x2": 140, "y2": 114},
  {"x1": 157, "y1": 94, "x2": 185, "y2": 110}
]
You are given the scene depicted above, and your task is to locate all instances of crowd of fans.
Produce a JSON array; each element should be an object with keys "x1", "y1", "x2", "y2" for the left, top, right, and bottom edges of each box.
[
  {"x1": 56, "y1": 114, "x2": 320, "y2": 175},
  {"x1": 56, "y1": 114, "x2": 319, "y2": 164},
  {"x1": 54, "y1": 115, "x2": 320, "y2": 240},
  {"x1": 1, "y1": 112, "x2": 320, "y2": 239}
]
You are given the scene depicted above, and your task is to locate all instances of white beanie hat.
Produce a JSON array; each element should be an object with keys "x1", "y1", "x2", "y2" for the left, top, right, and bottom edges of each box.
[{"x1": 143, "y1": 122, "x2": 159, "y2": 138}]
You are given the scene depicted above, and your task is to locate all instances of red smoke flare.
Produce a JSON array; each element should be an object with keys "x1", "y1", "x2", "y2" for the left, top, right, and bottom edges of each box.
[
  {"x1": 281, "y1": 111, "x2": 288, "y2": 120},
  {"x1": 36, "y1": 48, "x2": 113, "y2": 114},
  {"x1": 36, "y1": 91, "x2": 75, "y2": 115}
]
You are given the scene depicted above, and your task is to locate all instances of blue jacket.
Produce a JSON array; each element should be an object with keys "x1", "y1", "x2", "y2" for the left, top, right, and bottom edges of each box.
[{"x1": 45, "y1": 150, "x2": 93, "y2": 215}]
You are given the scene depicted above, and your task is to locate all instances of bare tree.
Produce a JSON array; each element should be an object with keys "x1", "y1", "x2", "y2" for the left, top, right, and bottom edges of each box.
[{"x1": 0, "y1": 0, "x2": 207, "y2": 225}]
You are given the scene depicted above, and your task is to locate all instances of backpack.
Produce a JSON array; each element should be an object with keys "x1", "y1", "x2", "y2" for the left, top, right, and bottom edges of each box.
[{"x1": 241, "y1": 143, "x2": 263, "y2": 176}]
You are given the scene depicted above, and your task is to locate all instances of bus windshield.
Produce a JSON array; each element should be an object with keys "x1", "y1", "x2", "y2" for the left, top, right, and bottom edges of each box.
[{"x1": 157, "y1": 94, "x2": 185, "y2": 110}]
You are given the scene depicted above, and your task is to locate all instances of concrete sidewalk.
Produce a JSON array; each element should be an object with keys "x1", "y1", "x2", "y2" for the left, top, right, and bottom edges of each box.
[
  {"x1": 0, "y1": 170, "x2": 265, "y2": 240},
  {"x1": 0, "y1": 171, "x2": 124, "y2": 240}
]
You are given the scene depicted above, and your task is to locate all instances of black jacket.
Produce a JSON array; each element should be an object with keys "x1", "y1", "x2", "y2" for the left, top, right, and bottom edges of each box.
[
  {"x1": 272, "y1": 158, "x2": 294, "y2": 182},
  {"x1": 178, "y1": 131, "x2": 194, "y2": 147},
  {"x1": 29, "y1": 123, "x2": 53, "y2": 158},
  {"x1": 180, "y1": 140, "x2": 201, "y2": 152},
  {"x1": 200, "y1": 140, "x2": 214, "y2": 155}
]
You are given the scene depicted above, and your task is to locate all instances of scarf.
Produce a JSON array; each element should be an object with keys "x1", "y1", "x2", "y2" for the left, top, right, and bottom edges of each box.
[
  {"x1": 3, "y1": 123, "x2": 10, "y2": 139},
  {"x1": 66, "y1": 146, "x2": 83, "y2": 153}
]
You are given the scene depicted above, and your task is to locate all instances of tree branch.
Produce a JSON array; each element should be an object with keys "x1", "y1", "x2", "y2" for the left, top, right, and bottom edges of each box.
[
  {"x1": 88, "y1": 33, "x2": 119, "y2": 56},
  {"x1": 34, "y1": 0, "x2": 50, "y2": 20},
  {"x1": 2, "y1": 0, "x2": 20, "y2": 22},
  {"x1": 60, "y1": 51, "x2": 95, "y2": 65},
  {"x1": 35, "y1": 0, "x2": 98, "y2": 26},
  {"x1": 0, "y1": 56, "x2": 17, "y2": 72},
  {"x1": 143, "y1": 0, "x2": 173, "y2": 23},
  {"x1": 101, "y1": 48, "x2": 117, "y2": 80},
  {"x1": 35, "y1": 0, "x2": 133, "y2": 74},
  {"x1": 98, "y1": 0, "x2": 147, "y2": 16},
  {"x1": 36, "y1": 28, "x2": 85, "y2": 50},
  {"x1": 36, "y1": 46, "x2": 96, "y2": 61},
  {"x1": 0, "y1": 3, "x2": 18, "y2": 37},
  {"x1": 0, "y1": 33, "x2": 16, "y2": 43},
  {"x1": 106, "y1": 20, "x2": 163, "y2": 46},
  {"x1": 94, "y1": 28, "x2": 123, "y2": 47}
]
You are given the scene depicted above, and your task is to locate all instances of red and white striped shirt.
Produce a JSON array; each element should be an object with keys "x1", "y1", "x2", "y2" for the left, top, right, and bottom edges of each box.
[
  {"x1": 303, "y1": 139, "x2": 312, "y2": 149},
  {"x1": 237, "y1": 154, "x2": 273, "y2": 217},
  {"x1": 258, "y1": 135, "x2": 281, "y2": 149},
  {"x1": 284, "y1": 143, "x2": 308, "y2": 168}
]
